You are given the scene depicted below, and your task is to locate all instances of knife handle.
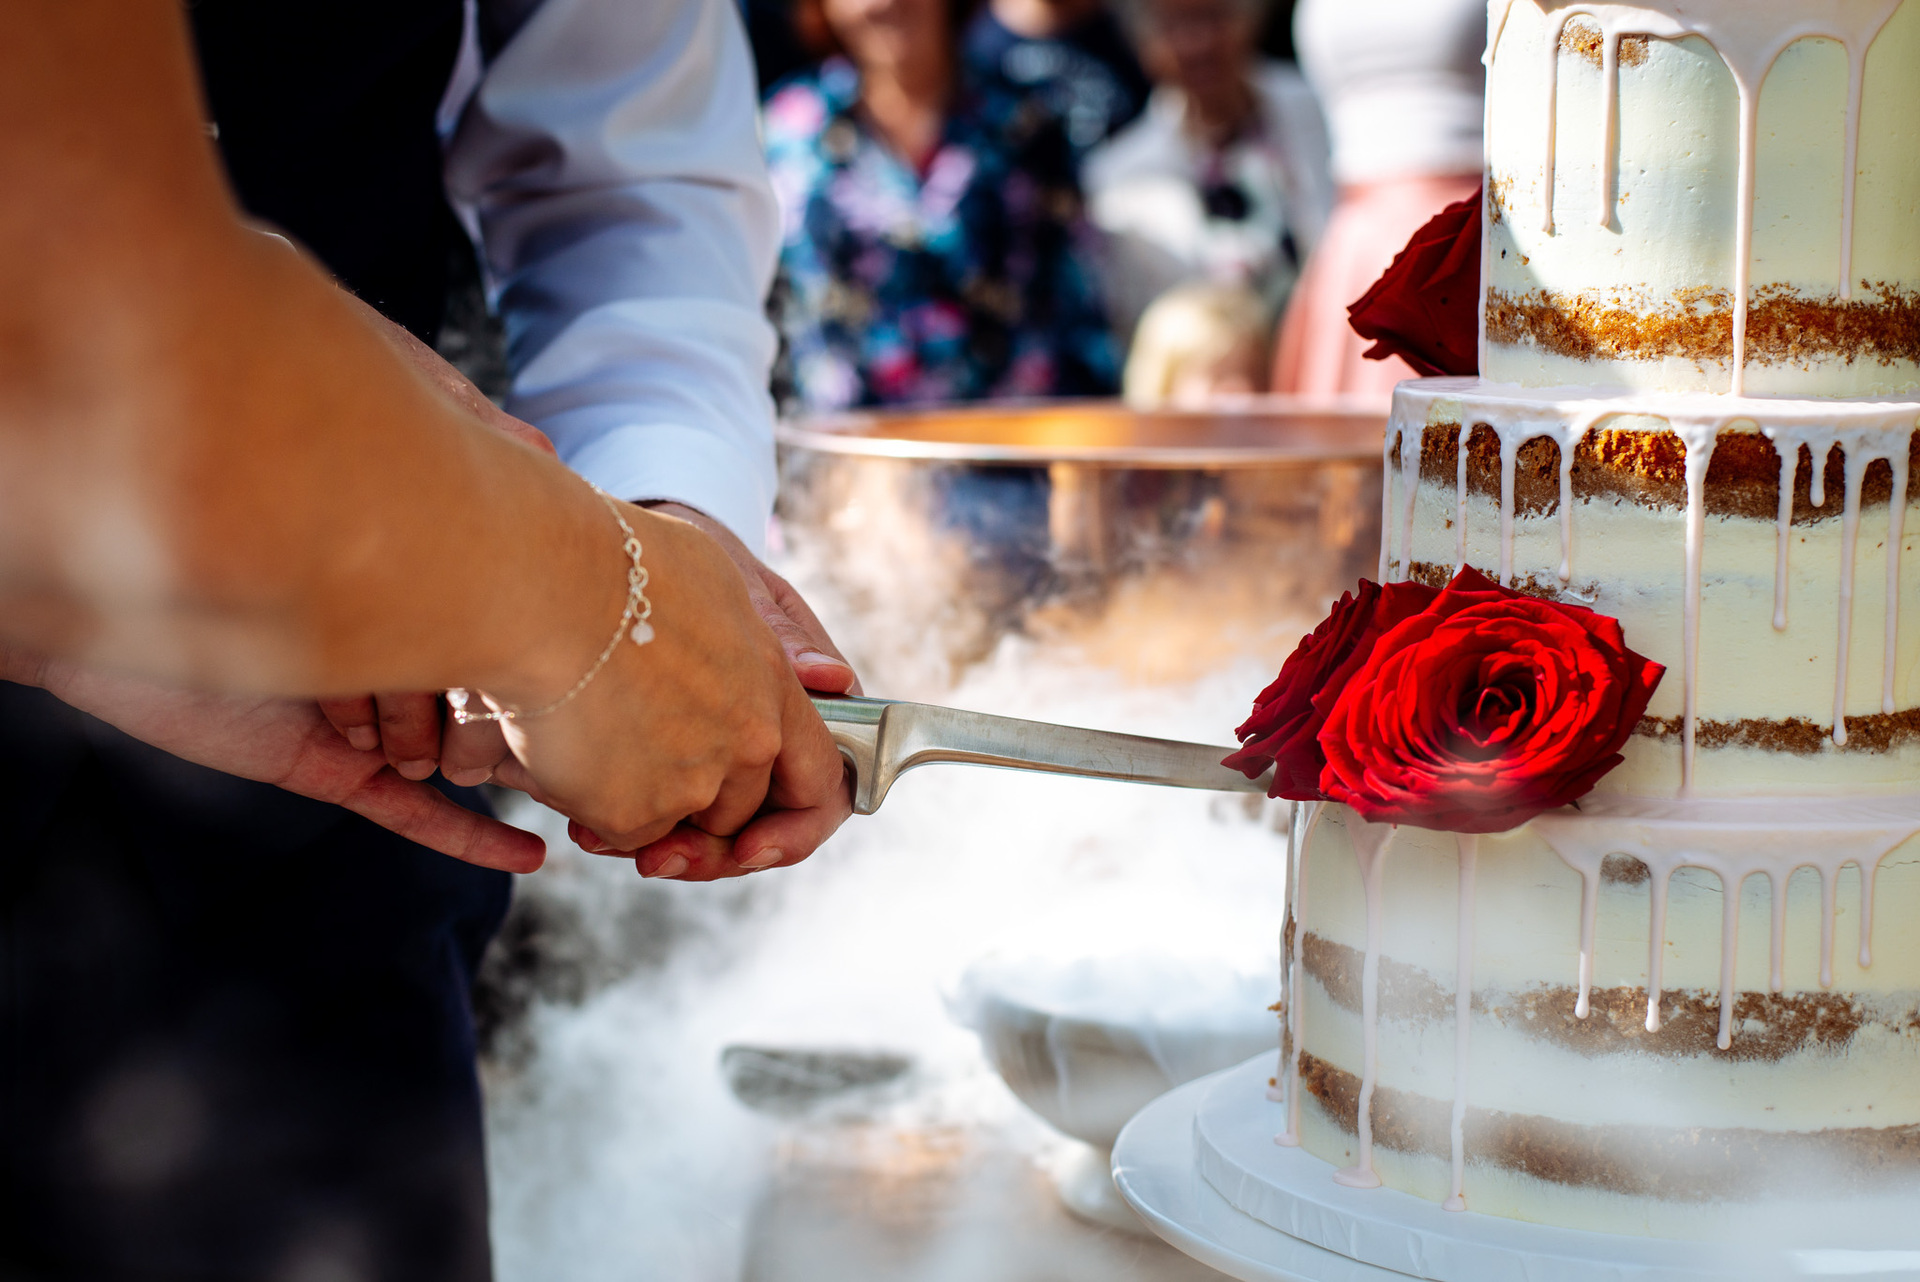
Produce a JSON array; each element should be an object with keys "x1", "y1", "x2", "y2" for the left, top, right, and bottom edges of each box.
[{"x1": 810, "y1": 694, "x2": 1271, "y2": 815}]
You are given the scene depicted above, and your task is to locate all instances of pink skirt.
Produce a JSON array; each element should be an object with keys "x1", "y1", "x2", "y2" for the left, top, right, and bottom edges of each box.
[{"x1": 1271, "y1": 173, "x2": 1481, "y2": 400}]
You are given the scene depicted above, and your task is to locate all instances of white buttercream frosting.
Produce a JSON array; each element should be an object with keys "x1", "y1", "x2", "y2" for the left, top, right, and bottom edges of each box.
[
  {"x1": 1382, "y1": 378, "x2": 1920, "y2": 794},
  {"x1": 1291, "y1": 804, "x2": 1920, "y2": 1226},
  {"x1": 1271, "y1": 0, "x2": 1920, "y2": 1242},
  {"x1": 1481, "y1": 0, "x2": 1920, "y2": 395}
]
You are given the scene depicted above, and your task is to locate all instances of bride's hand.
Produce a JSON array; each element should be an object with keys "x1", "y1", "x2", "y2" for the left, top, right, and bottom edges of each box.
[
  {"x1": 487, "y1": 504, "x2": 849, "y2": 869},
  {"x1": 304, "y1": 292, "x2": 855, "y2": 868}
]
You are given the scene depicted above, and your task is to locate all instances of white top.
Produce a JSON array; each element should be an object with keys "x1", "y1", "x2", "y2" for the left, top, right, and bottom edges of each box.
[
  {"x1": 1082, "y1": 63, "x2": 1334, "y2": 340},
  {"x1": 443, "y1": 0, "x2": 781, "y2": 553},
  {"x1": 1293, "y1": 0, "x2": 1486, "y2": 185}
]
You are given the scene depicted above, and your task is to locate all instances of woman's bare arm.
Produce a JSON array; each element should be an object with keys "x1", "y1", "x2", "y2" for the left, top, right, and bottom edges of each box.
[
  {"x1": 0, "y1": 0, "x2": 606, "y2": 699},
  {"x1": 0, "y1": 0, "x2": 846, "y2": 860}
]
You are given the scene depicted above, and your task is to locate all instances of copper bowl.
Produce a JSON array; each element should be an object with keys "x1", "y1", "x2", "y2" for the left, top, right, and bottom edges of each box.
[{"x1": 775, "y1": 398, "x2": 1386, "y2": 694}]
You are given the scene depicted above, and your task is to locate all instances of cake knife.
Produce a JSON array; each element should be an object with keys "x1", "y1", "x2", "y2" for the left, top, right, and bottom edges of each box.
[{"x1": 810, "y1": 694, "x2": 1272, "y2": 815}]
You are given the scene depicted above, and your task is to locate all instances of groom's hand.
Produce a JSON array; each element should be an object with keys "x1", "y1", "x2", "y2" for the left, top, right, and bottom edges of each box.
[
  {"x1": 643, "y1": 503, "x2": 861, "y2": 698},
  {"x1": 316, "y1": 296, "x2": 554, "y2": 783},
  {"x1": 0, "y1": 648, "x2": 545, "y2": 873}
]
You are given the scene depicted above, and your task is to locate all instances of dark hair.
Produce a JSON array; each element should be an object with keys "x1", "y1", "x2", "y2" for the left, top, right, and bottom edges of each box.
[{"x1": 788, "y1": 0, "x2": 981, "y2": 61}]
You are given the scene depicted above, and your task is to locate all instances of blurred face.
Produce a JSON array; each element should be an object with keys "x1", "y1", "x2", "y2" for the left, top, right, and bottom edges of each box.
[
  {"x1": 1139, "y1": 0, "x2": 1257, "y2": 105},
  {"x1": 822, "y1": 0, "x2": 951, "y2": 76},
  {"x1": 1166, "y1": 334, "x2": 1266, "y2": 407}
]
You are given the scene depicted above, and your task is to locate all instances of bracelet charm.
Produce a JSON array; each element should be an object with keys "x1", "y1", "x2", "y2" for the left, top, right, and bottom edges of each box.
[{"x1": 448, "y1": 485, "x2": 653, "y2": 726}]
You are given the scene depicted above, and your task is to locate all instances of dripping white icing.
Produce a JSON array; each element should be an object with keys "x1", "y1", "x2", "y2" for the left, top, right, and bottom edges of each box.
[
  {"x1": 1444, "y1": 834, "x2": 1478, "y2": 1213},
  {"x1": 1644, "y1": 858, "x2": 1672, "y2": 1031},
  {"x1": 1766, "y1": 435, "x2": 1798, "y2": 631},
  {"x1": 1274, "y1": 802, "x2": 1323, "y2": 1147},
  {"x1": 1573, "y1": 854, "x2": 1598, "y2": 1020},
  {"x1": 1837, "y1": 30, "x2": 1879, "y2": 302},
  {"x1": 1498, "y1": 427, "x2": 1520, "y2": 585},
  {"x1": 1674, "y1": 419, "x2": 1718, "y2": 794},
  {"x1": 1834, "y1": 447, "x2": 1871, "y2": 745},
  {"x1": 1433, "y1": 397, "x2": 1584, "y2": 591},
  {"x1": 1537, "y1": 7, "x2": 1694, "y2": 235},
  {"x1": 1767, "y1": 864, "x2": 1791, "y2": 994},
  {"x1": 1268, "y1": 801, "x2": 1297, "y2": 1105},
  {"x1": 1455, "y1": 421, "x2": 1472, "y2": 575},
  {"x1": 1398, "y1": 417, "x2": 1422, "y2": 582},
  {"x1": 1715, "y1": 864, "x2": 1743, "y2": 1049},
  {"x1": 1533, "y1": 793, "x2": 1920, "y2": 1052},
  {"x1": 1378, "y1": 426, "x2": 1399, "y2": 584},
  {"x1": 1377, "y1": 405, "x2": 1427, "y2": 584},
  {"x1": 1524, "y1": 0, "x2": 1902, "y2": 390},
  {"x1": 1554, "y1": 421, "x2": 1585, "y2": 582},
  {"x1": 1882, "y1": 457, "x2": 1908, "y2": 715},
  {"x1": 1392, "y1": 379, "x2": 1920, "y2": 793},
  {"x1": 1829, "y1": 430, "x2": 1911, "y2": 744},
  {"x1": 1332, "y1": 818, "x2": 1395, "y2": 1191}
]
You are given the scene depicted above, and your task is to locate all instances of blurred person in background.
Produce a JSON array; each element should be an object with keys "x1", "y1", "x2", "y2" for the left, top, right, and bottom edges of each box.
[
  {"x1": 742, "y1": 0, "x2": 825, "y2": 90},
  {"x1": 1121, "y1": 282, "x2": 1271, "y2": 407},
  {"x1": 0, "y1": 0, "x2": 857, "y2": 1278},
  {"x1": 765, "y1": 0, "x2": 1119, "y2": 411},
  {"x1": 961, "y1": 0, "x2": 1151, "y2": 160},
  {"x1": 1082, "y1": 0, "x2": 1331, "y2": 358},
  {"x1": 1270, "y1": 0, "x2": 1484, "y2": 398}
]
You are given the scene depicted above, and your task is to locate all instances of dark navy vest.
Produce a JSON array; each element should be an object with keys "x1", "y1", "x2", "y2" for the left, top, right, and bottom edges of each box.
[
  {"x1": 192, "y1": 0, "x2": 468, "y2": 340},
  {"x1": 0, "y1": 8, "x2": 505, "y2": 1276}
]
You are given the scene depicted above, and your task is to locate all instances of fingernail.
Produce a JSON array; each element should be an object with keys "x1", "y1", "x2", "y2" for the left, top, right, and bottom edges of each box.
[
  {"x1": 346, "y1": 726, "x2": 379, "y2": 751},
  {"x1": 644, "y1": 854, "x2": 690, "y2": 879},
  {"x1": 738, "y1": 847, "x2": 785, "y2": 870},
  {"x1": 444, "y1": 767, "x2": 492, "y2": 787},
  {"x1": 396, "y1": 759, "x2": 437, "y2": 781},
  {"x1": 796, "y1": 651, "x2": 843, "y2": 668}
]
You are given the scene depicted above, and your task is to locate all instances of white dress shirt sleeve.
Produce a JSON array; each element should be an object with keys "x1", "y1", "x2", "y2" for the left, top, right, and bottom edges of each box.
[{"x1": 445, "y1": 0, "x2": 781, "y2": 554}]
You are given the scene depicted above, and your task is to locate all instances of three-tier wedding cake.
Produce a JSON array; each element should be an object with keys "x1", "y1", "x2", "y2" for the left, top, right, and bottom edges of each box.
[{"x1": 1267, "y1": 0, "x2": 1920, "y2": 1242}]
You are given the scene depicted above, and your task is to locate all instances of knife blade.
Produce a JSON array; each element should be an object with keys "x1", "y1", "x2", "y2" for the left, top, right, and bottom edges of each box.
[{"x1": 810, "y1": 694, "x2": 1273, "y2": 815}]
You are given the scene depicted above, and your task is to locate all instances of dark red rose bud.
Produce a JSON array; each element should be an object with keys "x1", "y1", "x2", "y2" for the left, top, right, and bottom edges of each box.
[
  {"x1": 1347, "y1": 188, "x2": 1483, "y2": 378},
  {"x1": 1315, "y1": 569, "x2": 1665, "y2": 834},
  {"x1": 1224, "y1": 578, "x2": 1439, "y2": 800}
]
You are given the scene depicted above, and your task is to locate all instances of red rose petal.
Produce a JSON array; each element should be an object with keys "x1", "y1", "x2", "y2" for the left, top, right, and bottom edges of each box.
[
  {"x1": 1347, "y1": 189, "x2": 1484, "y2": 378},
  {"x1": 1310, "y1": 567, "x2": 1665, "y2": 833}
]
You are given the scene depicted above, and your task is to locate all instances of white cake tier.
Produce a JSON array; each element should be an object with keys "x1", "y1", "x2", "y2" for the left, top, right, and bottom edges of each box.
[
  {"x1": 1384, "y1": 378, "x2": 1920, "y2": 796},
  {"x1": 1481, "y1": 0, "x2": 1920, "y2": 396},
  {"x1": 1278, "y1": 800, "x2": 1920, "y2": 1235}
]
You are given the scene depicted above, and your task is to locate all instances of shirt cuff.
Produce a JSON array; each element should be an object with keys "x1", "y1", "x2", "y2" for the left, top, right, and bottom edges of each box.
[{"x1": 541, "y1": 412, "x2": 775, "y2": 557}]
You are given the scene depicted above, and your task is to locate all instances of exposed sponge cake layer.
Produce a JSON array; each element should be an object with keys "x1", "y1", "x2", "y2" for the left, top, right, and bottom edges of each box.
[
  {"x1": 1297, "y1": 1052, "x2": 1920, "y2": 1201},
  {"x1": 1383, "y1": 379, "x2": 1920, "y2": 795},
  {"x1": 1413, "y1": 418, "x2": 1920, "y2": 522},
  {"x1": 1483, "y1": 285, "x2": 1920, "y2": 396},
  {"x1": 1280, "y1": 807, "x2": 1920, "y2": 1231}
]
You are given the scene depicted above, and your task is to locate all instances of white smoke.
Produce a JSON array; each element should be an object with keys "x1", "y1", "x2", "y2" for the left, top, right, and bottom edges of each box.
[{"x1": 481, "y1": 630, "x2": 1292, "y2": 1281}]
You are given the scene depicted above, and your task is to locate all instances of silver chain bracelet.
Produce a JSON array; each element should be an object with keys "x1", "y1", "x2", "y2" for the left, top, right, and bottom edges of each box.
[{"x1": 447, "y1": 485, "x2": 655, "y2": 726}]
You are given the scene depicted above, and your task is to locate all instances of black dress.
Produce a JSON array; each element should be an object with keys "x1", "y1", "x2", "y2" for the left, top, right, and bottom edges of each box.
[{"x1": 0, "y1": 6, "x2": 507, "y2": 1279}]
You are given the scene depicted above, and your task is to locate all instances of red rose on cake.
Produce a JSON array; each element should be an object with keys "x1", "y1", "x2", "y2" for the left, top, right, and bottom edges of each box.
[
  {"x1": 1228, "y1": 567, "x2": 1664, "y2": 833},
  {"x1": 1346, "y1": 188, "x2": 1483, "y2": 378},
  {"x1": 1223, "y1": 578, "x2": 1439, "y2": 801}
]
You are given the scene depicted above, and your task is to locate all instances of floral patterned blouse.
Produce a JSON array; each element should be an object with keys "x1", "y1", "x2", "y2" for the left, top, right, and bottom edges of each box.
[{"x1": 763, "y1": 59, "x2": 1118, "y2": 412}]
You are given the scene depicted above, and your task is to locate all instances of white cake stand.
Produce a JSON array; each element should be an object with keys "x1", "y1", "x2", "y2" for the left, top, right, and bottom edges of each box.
[
  {"x1": 1111, "y1": 1069, "x2": 1408, "y2": 1282},
  {"x1": 1115, "y1": 1055, "x2": 1920, "y2": 1282}
]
